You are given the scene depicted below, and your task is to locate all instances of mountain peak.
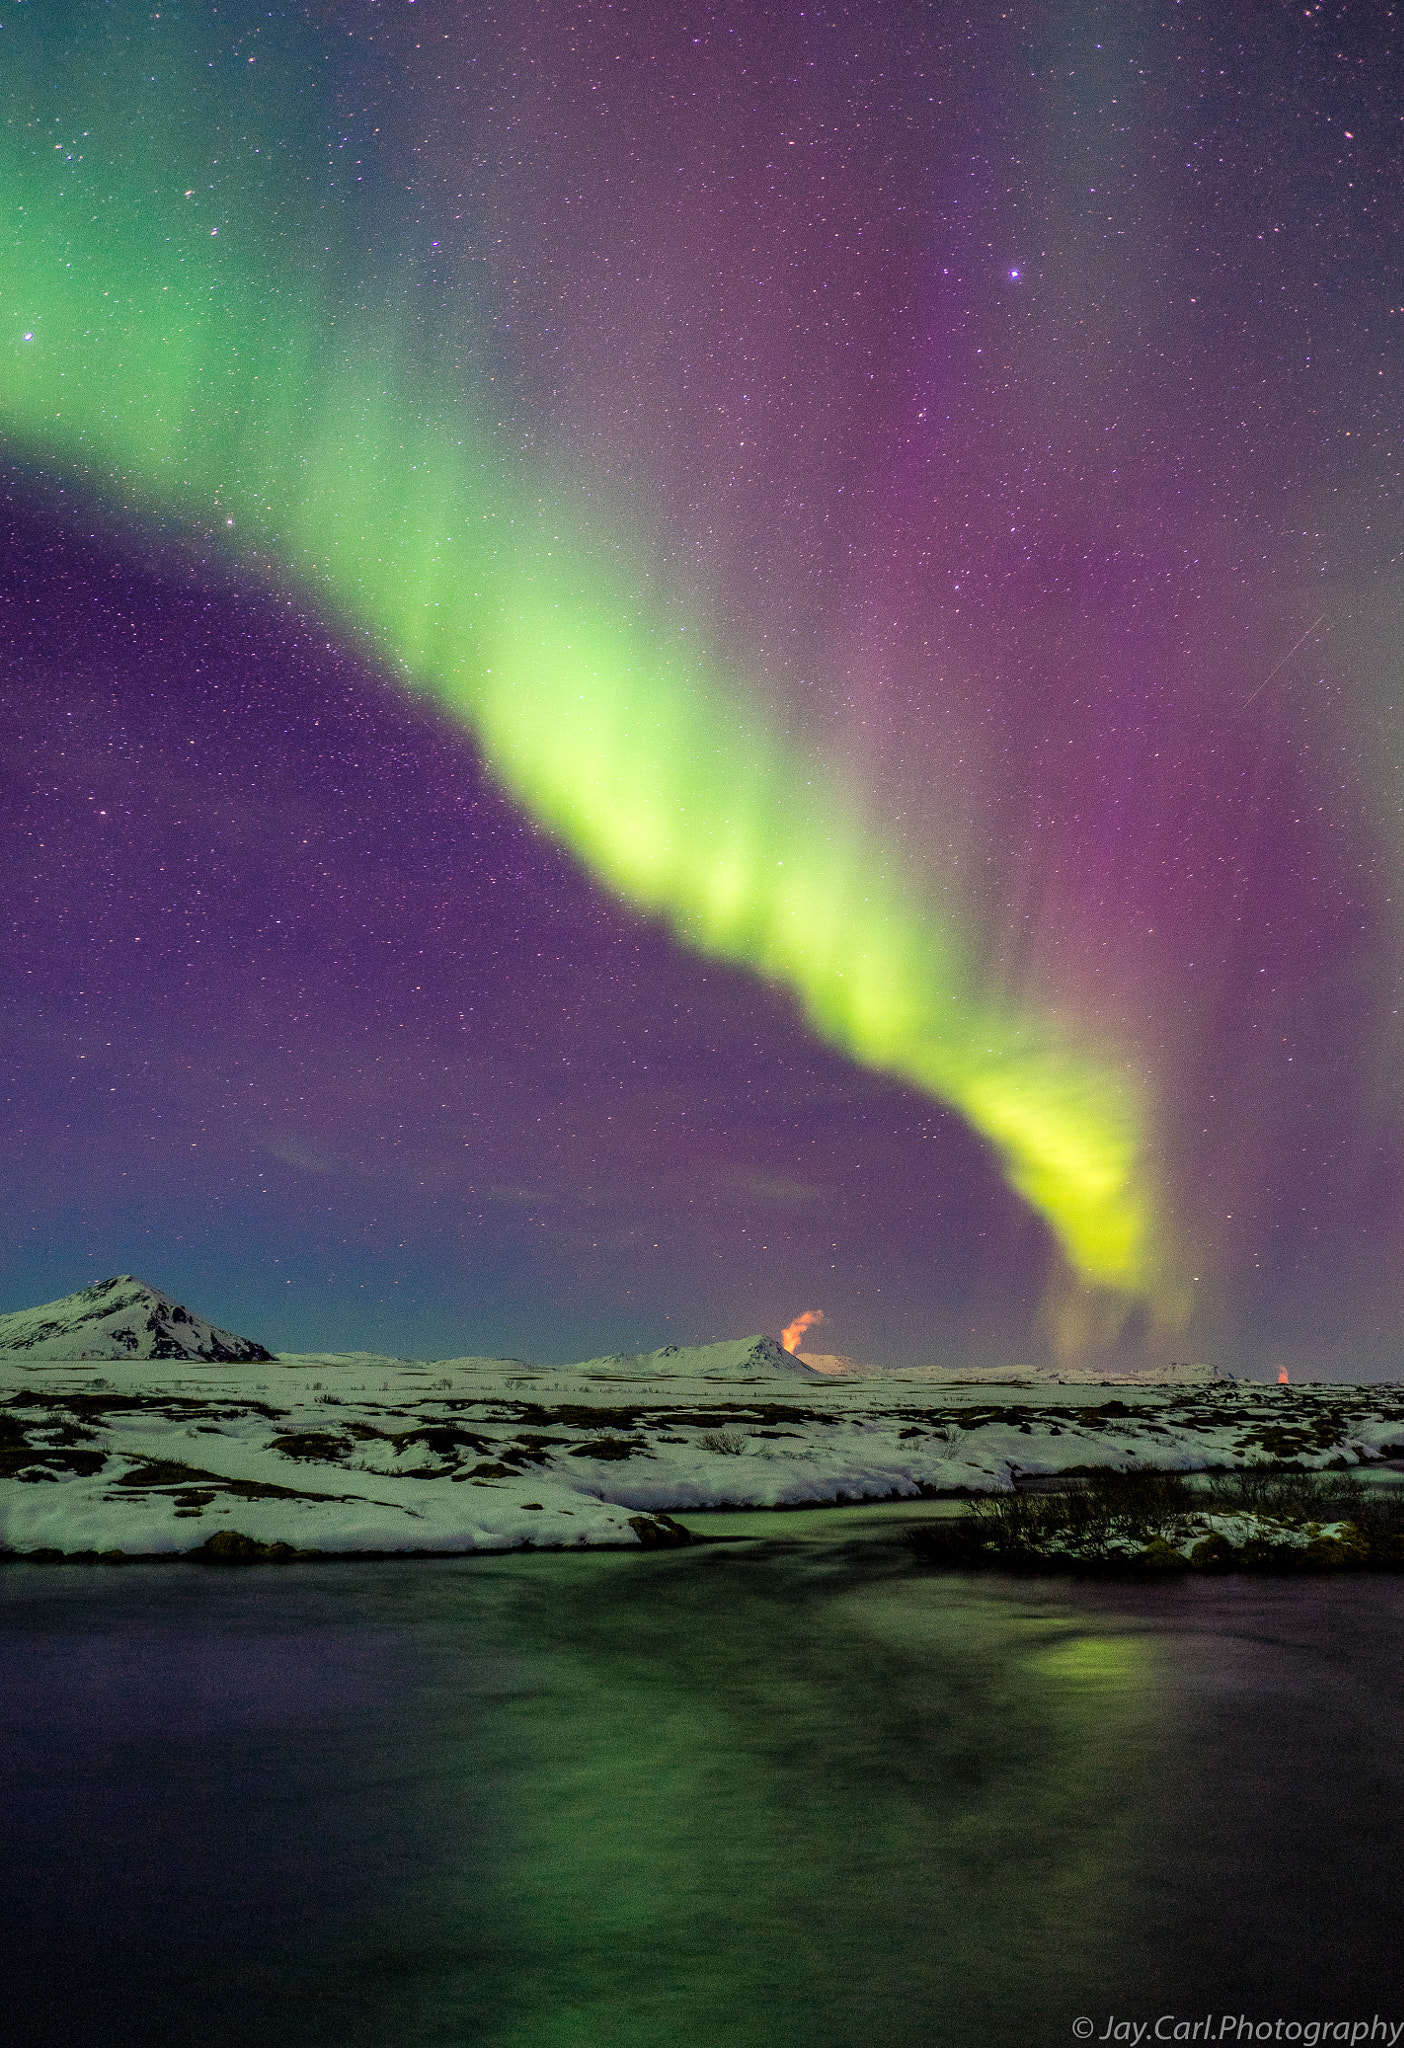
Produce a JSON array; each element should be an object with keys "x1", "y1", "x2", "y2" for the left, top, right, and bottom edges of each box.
[{"x1": 0, "y1": 1276, "x2": 274, "y2": 1363}]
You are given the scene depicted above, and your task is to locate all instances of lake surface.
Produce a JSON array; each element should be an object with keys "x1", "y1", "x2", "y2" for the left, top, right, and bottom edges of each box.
[{"x1": 5, "y1": 1520, "x2": 1404, "y2": 2047}]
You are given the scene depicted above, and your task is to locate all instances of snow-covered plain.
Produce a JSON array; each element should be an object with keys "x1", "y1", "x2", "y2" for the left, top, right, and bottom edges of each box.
[{"x1": 4, "y1": 1282, "x2": 1404, "y2": 1556}]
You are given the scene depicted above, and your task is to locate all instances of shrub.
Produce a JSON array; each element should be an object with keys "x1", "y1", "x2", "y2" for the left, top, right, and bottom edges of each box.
[
  {"x1": 960, "y1": 1470, "x2": 1197, "y2": 1561},
  {"x1": 909, "y1": 1463, "x2": 1404, "y2": 1573},
  {"x1": 698, "y1": 1429, "x2": 749, "y2": 1456}
]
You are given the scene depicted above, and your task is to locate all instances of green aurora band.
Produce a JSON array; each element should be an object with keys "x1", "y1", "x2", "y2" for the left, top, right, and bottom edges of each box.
[{"x1": 0, "y1": 16, "x2": 1173, "y2": 1336}]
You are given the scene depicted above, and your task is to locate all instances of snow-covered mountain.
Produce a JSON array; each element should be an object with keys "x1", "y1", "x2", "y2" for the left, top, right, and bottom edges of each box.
[
  {"x1": 555, "y1": 1335, "x2": 826, "y2": 1380},
  {"x1": 0, "y1": 1276, "x2": 274, "y2": 1362}
]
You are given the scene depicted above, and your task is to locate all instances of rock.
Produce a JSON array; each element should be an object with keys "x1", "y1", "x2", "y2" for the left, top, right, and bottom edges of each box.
[
  {"x1": 627, "y1": 1513, "x2": 696, "y2": 1548},
  {"x1": 196, "y1": 1530, "x2": 298, "y2": 1564}
]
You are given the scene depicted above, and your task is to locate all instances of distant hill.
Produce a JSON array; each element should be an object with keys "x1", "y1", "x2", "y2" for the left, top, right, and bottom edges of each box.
[
  {"x1": 0, "y1": 1276, "x2": 274, "y2": 1362},
  {"x1": 796, "y1": 1351, "x2": 880, "y2": 1377},
  {"x1": 798, "y1": 1351, "x2": 1219, "y2": 1385}
]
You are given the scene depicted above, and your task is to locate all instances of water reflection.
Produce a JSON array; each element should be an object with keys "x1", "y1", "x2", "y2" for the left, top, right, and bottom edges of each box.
[
  {"x1": 2, "y1": 1536, "x2": 1402, "y2": 2047},
  {"x1": 473, "y1": 1544, "x2": 1161, "y2": 2048}
]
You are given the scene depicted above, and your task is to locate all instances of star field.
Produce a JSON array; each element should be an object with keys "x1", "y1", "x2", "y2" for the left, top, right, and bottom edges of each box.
[{"x1": 3, "y1": 2, "x2": 1403, "y2": 1376}]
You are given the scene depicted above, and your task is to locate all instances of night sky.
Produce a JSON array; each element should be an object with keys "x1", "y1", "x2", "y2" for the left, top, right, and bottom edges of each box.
[{"x1": 3, "y1": 2, "x2": 1403, "y2": 1376}]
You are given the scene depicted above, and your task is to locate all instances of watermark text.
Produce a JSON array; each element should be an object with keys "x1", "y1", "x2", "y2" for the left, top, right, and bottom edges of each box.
[{"x1": 1071, "y1": 2020, "x2": 1404, "y2": 2046}]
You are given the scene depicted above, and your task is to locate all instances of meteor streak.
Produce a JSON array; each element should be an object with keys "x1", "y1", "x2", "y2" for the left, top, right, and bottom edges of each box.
[{"x1": 1242, "y1": 615, "x2": 1329, "y2": 707}]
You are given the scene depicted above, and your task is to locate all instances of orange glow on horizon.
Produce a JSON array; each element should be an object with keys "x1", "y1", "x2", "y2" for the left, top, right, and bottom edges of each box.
[
  {"x1": 781, "y1": 1308, "x2": 825, "y2": 1354},
  {"x1": 1278, "y1": 1366, "x2": 1290, "y2": 1384}
]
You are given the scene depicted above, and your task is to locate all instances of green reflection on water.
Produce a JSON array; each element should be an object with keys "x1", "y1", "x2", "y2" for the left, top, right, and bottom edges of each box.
[{"x1": 430, "y1": 1544, "x2": 1162, "y2": 2048}]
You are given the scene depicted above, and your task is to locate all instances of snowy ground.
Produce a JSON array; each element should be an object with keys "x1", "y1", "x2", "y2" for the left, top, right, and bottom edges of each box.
[{"x1": 4, "y1": 1334, "x2": 1404, "y2": 1557}]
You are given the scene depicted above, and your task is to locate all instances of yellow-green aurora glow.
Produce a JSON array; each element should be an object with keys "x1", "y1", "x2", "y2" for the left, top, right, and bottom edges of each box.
[{"x1": 0, "y1": 19, "x2": 1169, "y2": 1332}]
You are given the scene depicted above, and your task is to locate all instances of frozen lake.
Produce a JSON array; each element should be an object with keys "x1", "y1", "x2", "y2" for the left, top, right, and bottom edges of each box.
[{"x1": 5, "y1": 1521, "x2": 1404, "y2": 2046}]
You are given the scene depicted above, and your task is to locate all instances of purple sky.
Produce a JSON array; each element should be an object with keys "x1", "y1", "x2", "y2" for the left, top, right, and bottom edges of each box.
[{"x1": 3, "y1": 481, "x2": 1027, "y2": 1363}]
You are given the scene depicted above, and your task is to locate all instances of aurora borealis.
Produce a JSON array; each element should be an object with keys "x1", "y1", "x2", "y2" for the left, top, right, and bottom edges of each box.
[{"x1": 3, "y1": 2, "x2": 1403, "y2": 1375}]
